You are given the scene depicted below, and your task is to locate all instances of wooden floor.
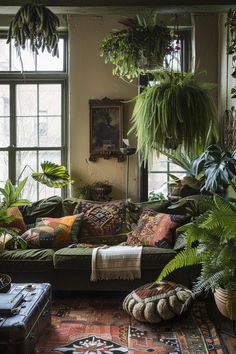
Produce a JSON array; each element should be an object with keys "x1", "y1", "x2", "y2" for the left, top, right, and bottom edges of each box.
[{"x1": 207, "y1": 297, "x2": 236, "y2": 354}]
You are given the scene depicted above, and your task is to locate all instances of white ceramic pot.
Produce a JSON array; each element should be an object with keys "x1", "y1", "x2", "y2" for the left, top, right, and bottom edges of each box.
[{"x1": 214, "y1": 287, "x2": 236, "y2": 320}]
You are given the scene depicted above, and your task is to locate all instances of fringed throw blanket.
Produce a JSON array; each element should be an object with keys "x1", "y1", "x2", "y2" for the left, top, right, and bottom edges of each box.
[{"x1": 90, "y1": 245, "x2": 142, "y2": 281}]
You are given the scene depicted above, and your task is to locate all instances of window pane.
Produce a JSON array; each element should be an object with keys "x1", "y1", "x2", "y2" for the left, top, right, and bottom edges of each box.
[
  {"x1": 16, "y1": 151, "x2": 37, "y2": 201},
  {"x1": 0, "y1": 85, "x2": 10, "y2": 116},
  {"x1": 39, "y1": 84, "x2": 61, "y2": 115},
  {"x1": 150, "y1": 154, "x2": 168, "y2": 172},
  {"x1": 11, "y1": 42, "x2": 36, "y2": 71},
  {"x1": 0, "y1": 39, "x2": 9, "y2": 71},
  {"x1": 0, "y1": 118, "x2": 10, "y2": 147},
  {"x1": 17, "y1": 117, "x2": 37, "y2": 147},
  {"x1": 148, "y1": 173, "x2": 168, "y2": 196},
  {"x1": 16, "y1": 85, "x2": 37, "y2": 116},
  {"x1": 37, "y1": 39, "x2": 64, "y2": 71},
  {"x1": 39, "y1": 116, "x2": 61, "y2": 147},
  {"x1": 38, "y1": 150, "x2": 61, "y2": 200},
  {"x1": 0, "y1": 152, "x2": 8, "y2": 188},
  {"x1": 169, "y1": 163, "x2": 186, "y2": 172}
]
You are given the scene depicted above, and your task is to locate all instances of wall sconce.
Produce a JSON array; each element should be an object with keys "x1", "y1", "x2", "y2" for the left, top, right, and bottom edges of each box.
[{"x1": 120, "y1": 139, "x2": 136, "y2": 200}]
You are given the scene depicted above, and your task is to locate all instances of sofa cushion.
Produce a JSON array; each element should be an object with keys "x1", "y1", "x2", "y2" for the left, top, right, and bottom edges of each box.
[
  {"x1": 21, "y1": 214, "x2": 84, "y2": 249},
  {"x1": 0, "y1": 249, "x2": 54, "y2": 272},
  {"x1": 126, "y1": 209, "x2": 187, "y2": 248},
  {"x1": 76, "y1": 200, "x2": 130, "y2": 238},
  {"x1": 127, "y1": 200, "x2": 170, "y2": 224},
  {"x1": 19, "y1": 196, "x2": 63, "y2": 224},
  {"x1": 2, "y1": 207, "x2": 27, "y2": 235},
  {"x1": 53, "y1": 246, "x2": 176, "y2": 271}
]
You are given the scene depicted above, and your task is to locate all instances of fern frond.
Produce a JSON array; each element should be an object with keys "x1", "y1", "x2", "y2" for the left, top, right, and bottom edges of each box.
[{"x1": 156, "y1": 247, "x2": 203, "y2": 282}]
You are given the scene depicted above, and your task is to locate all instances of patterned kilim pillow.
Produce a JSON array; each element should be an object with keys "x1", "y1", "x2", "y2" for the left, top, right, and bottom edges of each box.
[
  {"x1": 2, "y1": 207, "x2": 27, "y2": 235},
  {"x1": 77, "y1": 201, "x2": 130, "y2": 238},
  {"x1": 21, "y1": 213, "x2": 84, "y2": 249},
  {"x1": 126, "y1": 208, "x2": 187, "y2": 248}
]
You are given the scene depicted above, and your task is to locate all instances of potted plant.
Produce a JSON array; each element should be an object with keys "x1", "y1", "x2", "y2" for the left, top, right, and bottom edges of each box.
[
  {"x1": 31, "y1": 161, "x2": 73, "y2": 188},
  {"x1": 7, "y1": 2, "x2": 60, "y2": 57},
  {"x1": 100, "y1": 14, "x2": 172, "y2": 81},
  {"x1": 129, "y1": 70, "x2": 219, "y2": 161},
  {"x1": 192, "y1": 144, "x2": 236, "y2": 195},
  {"x1": 225, "y1": 9, "x2": 236, "y2": 98},
  {"x1": 0, "y1": 178, "x2": 30, "y2": 251},
  {"x1": 157, "y1": 195, "x2": 236, "y2": 319}
]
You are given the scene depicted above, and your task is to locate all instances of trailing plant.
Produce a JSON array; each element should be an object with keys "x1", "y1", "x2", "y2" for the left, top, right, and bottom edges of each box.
[
  {"x1": 148, "y1": 191, "x2": 166, "y2": 201},
  {"x1": 192, "y1": 144, "x2": 236, "y2": 194},
  {"x1": 225, "y1": 9, "x2": 236, "y2": 98},
  {"x1": 157, "y1": 196, "x2": 236, "y2": 306},
  {"x1": 32, "y1": 161, "x2": 73, "y2": 188},
  {"x1": 100, "y1": 14, "x2": 172, "y2": 81},
  {"x1": 0, "y1": 179, "x2": 30, "y2": 250},
  {"x1": 129, "y1": 70, "x2": 219, "y2": 161},
  {"x1": 7, "y1": 2, "x2": 60, "y2": 57}
]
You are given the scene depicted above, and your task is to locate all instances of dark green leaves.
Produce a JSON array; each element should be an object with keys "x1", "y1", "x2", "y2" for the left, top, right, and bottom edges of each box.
[
  {"x1": 129, "y1": 70, "x2": 219, "y2": 160},
  {"x1": 32, "y1": 161, "x2": 73, "y2": 188}
]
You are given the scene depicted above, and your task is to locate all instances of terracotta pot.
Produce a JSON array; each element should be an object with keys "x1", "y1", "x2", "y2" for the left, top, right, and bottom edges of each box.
[{"x1": 214, "y1": 287, "x2": 236, "y2": 320}]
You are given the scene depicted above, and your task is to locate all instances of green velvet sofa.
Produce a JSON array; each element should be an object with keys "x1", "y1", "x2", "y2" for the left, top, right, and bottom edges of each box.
[{"x1": 0, "y1": 196, "x2": 195, "y2": 291}]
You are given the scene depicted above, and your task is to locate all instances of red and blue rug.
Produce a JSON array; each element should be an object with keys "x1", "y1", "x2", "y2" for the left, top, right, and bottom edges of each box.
[{"x1": 36, "y1": 297, "x2": 227, "y2": 354}]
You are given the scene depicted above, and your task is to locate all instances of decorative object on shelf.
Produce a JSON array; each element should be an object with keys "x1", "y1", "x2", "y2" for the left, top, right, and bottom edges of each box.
[
  {"x1": 120, "y1": 138, "x2": 136, "y2": 199},
  {"x1": 129, "y1": 70, "x2": 218, "y2": 161},
  {"x1": 7, "y1": 2, "x2": 60, "y2": 57},
  {"x1": 77, "y1": 181, "x2": 112, "y2": 201},
  {"x1": 0, "y1": 273, "x2": 11, "y2": 293},
  {"x1": 18, "y1": 161, "x2": 73, "y2": 188},
  {"x1": 100, "y1": 13, "x2": 172, "y2": 81},
  {"x1": 157, "y1": 195, "x2": 236, "y2": 320},
  {"x1": 225, "y1": 9, "x2": 236, "y2": 98},
  {"x1": 89, "y1": 97, "x2": 125, "y2": 162},
  {"x1": 123, "y1": 281, "x2": 193, "y2": 323}
]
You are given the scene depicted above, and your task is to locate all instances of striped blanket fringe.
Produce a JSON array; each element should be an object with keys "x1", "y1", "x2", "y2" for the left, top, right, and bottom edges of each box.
[{"x1": 90, "y1": 245, "x2": 142, "y2": 281}]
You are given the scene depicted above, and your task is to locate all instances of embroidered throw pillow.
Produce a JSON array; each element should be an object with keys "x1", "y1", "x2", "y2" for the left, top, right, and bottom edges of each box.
[
  {"x1": 126, "y1": 209, "x2": 187, "y2": 248},
  {"x1": 1, "y1": 207, "x2": 27, "y2": 235},
  {"x1": 76, "y1": 201, "x2": 130, "y2": 237},
  {"x1": 21, "y1": 213, "x2": 84, "y2": 249}
]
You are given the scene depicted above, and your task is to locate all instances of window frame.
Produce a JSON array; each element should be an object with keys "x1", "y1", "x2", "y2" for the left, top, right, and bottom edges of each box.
[
  {"x1": 0, "y1": 32, "x2": 68, "y2": 199},
  {"x1": 139, "y1": 29, "x2": 192, "y2": 201}
]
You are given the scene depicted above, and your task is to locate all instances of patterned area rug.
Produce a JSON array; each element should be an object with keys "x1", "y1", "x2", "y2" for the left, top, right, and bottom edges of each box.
[{"x1": 36, "y1": 297, "x2": 227, "y2": 354}]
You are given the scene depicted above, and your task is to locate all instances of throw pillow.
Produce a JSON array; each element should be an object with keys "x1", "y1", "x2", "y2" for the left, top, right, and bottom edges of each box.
[
  {"x1": 21, "y1": 213, "x2": 84, "y2": 249},
  {"x1": 123, "y1": 281, "x2": 193, "y2": 323},
  {"x1": 1, "y1": 207, "x2": 27, "y2": 235},
  {"x1": 76, "y1": 200, "x2": 131, "y2": 238},
  {"x1": 126, "y1": 209, "x2": 187, "y2": 248},
  {"x1": 0, "y1": 233, "x2": 15, "y2": 250}
]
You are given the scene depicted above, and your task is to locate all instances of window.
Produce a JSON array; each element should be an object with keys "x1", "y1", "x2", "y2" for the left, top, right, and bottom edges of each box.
[
  {"x1": 140, "y1": 30, "x2": 191, "y2": 200},
  {"x1": 0, "y1": 34, "x2": 67, "y2": 201}
]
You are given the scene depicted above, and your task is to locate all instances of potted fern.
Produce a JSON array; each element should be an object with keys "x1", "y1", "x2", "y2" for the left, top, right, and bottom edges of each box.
[
  {"x1": 157, "y1": 195, "x2": 236, "y2": 319},
  {"x1": 100, "y1": 14, "x2": 172, "y2": 81},
  {"x1": 129, "y1": 70, "x2": 219, "y2": 160}
]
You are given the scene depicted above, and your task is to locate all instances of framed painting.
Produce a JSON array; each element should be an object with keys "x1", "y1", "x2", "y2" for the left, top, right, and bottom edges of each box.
[{"x1": 89, "y1": 97, "x2": 125, "y2": 161}]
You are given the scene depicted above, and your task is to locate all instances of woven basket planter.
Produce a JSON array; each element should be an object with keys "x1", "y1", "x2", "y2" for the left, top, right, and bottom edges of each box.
[
  {"x1": 123, "y1": 281, "x2": 193, "y2": 323},
  {"x1": 0, "y1": 273, "x2": 11, "y2": 293}
]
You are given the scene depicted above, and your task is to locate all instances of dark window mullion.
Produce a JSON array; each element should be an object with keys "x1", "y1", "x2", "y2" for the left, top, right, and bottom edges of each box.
[{"x1": 9, "y1": 83, "x2": 16, "y2": 184}]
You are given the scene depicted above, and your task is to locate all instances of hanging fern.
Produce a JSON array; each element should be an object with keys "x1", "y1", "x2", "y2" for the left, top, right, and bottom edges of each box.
[{"x1": 129, "y1": 70, "x2": 219, "y2": 160}]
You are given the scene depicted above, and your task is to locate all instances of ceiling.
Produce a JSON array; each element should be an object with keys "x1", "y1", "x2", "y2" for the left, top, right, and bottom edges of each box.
[{"x1": 0, "y1": 0, "x2": 235, "y2": 15}]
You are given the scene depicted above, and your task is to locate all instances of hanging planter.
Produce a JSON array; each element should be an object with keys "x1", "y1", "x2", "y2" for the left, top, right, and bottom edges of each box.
[
  {"x1": 7, "y1": 2, "x2": 60, "y2": 57},
  {"x1": 129, "y1": 70, "x2": 219, "y2": 160},
  {"x1": 100, "y1": 14, "x2": 173, "y2": 81}
]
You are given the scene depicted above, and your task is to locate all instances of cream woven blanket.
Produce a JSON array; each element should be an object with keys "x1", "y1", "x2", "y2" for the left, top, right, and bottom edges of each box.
[{"x1": 90, "y1": 245, "x2": 142, "y2": 281}]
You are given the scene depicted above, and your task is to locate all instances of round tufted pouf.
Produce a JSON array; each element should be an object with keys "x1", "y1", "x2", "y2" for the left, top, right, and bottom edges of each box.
[{"x1": 123, "y1": 281, "x2": 193, "y2": 323}]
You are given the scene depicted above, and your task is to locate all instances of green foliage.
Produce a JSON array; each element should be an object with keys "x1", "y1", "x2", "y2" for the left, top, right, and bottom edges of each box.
[
  {"x1": 100, "y1": 14, "x2": 172, "y2": 81},
  {"x1": 192, "y1": 144, "x2": 236, "y2": 194},
  {"x1": 32, "y1": 161, "x2": 73, "y2": 188},
  {"x1": 225, "y1": 9, "x2": 236, "y2": 98},
  {"x1": 148, "y1": 191, "x2": 165, "y2": 201},
  {"x1": 7, "y1": 3, "x2": 60, "y2": 57},
  {"x1": 0, "y1": 179, "x2": 30, "y2": 250},
  {"x1": 157, "y1": 195, "x2": 236, "y2": 293},
  {"x1": 129, "y1": 70, "x2": 218, "y2": 161}
]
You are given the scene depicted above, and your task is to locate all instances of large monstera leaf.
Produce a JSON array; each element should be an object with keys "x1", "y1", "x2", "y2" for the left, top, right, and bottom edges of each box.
[{"x1": 32, "y1": 161, "x2": 72, "y2": 188}]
